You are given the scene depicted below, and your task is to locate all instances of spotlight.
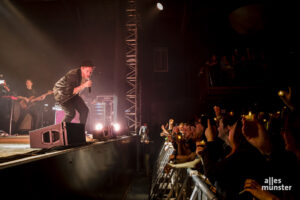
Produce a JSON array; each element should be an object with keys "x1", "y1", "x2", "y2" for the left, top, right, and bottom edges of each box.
[
  {"x1": 112, "y1": 123, "x2": 121, "y2": 132},
  {"x1": 156, "y1": 2, "x2": 163, "y2": 11},
  {"x1": 95, "y1": 123, "x2": 103, "y2": 131}
]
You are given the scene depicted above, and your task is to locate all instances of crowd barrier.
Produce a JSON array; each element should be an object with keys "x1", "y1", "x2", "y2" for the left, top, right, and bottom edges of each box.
[{"x1": 150, "y1": 142, "x2": 218, "y2": 200}]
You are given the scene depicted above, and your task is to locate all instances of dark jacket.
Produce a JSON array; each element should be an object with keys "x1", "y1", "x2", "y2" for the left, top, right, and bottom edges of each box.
[
  {"x1": 201, "y1": 141, "x2": 263, "y2": 200},
  {"x1": 53, "y1": 68, "x2": 82, "y2": 104}
]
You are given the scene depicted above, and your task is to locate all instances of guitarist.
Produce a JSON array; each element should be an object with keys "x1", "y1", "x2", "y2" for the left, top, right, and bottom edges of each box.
[
  {"x1": 15, "y1": 79, "x2": 43, "y2": 133},
  {"x1": 53, "y1": 60, "x2": 94, "y2": 127}
]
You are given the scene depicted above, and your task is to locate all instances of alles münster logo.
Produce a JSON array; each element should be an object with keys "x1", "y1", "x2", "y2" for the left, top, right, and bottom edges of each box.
[{"x1": 262, "y1": 177, "x2": 292, "y2": 191}]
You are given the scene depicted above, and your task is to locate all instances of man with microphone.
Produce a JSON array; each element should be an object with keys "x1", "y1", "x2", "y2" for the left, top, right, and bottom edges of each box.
[{"x1": 53, "y1": 60, "x2": 95, "y2": 126}]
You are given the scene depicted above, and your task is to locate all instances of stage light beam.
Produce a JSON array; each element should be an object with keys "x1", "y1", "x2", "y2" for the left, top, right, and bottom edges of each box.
[
  {"x1": 95, "y1": 123, "x2": 103, "y2": 131},
  {"x1": 112, "y1": 123, "x2": 121, "y2": 132}
]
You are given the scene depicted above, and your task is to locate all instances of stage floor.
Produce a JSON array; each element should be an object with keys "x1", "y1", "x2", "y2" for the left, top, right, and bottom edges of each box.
[
  {"x1": 0, "y1": 143, "x2": 34, "y2": 157},
  {"x1": 0, "y1": 134, "x2": 97, "y2": 168},
  {"x1": 0, "y1": 136, "x2": 33, "y2": 157}
]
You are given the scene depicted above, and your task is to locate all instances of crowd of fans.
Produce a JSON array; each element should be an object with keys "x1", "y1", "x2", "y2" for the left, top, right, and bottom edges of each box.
[{"x1": 159, "y1": 87, "x2": 300, "y2": 200}]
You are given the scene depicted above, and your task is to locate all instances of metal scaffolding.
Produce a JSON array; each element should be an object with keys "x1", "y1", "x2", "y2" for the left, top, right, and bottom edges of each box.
[{"x1": 125, "y1": 0, "x2": 139, "y2": 134}]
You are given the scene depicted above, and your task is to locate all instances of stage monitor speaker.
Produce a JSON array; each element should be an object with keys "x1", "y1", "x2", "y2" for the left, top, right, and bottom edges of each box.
[{"x1": 29, "y1": 122, "x2": 86, "y2": 149}]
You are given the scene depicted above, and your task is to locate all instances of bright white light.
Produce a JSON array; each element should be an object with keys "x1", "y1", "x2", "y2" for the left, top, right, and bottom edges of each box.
[
  {"x1": 112, "y1": 123, "x2": 121, "y2": 132},
  {"x1": 95, "y1": 123, "x2": 103, "y2": 131},
  {"x1": 157, "y1": 2, "x2": 163, "y2": 11}
]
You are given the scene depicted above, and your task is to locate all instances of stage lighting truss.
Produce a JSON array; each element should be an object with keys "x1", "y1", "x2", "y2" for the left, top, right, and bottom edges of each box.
[{"x1": 125, "y1": 0, "x2": 141, "y2": 135}]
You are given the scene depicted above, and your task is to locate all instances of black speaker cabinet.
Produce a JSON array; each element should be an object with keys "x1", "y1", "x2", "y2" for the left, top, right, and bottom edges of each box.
[{"x1": 29, "y1": 122, "x2": 86, "y2": 149}]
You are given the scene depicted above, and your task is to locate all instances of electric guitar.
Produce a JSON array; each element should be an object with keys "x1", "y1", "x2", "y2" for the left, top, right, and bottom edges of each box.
[{"x1": 19, "y1": 90, "x2": 53, "y2": 109}]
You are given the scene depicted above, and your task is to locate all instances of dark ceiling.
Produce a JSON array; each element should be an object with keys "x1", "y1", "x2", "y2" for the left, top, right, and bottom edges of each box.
[
  {"x1": 0, "y1": 0, "x2": 299, "y2": 94},
  {"x1": 1, "y1": 0, "x2": 118, "y2": 94}
]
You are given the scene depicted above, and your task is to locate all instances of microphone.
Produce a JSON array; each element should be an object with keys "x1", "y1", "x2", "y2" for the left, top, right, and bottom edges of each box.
[{"x1": 87, "y1": 78, "x2": 91, "y2": 93}]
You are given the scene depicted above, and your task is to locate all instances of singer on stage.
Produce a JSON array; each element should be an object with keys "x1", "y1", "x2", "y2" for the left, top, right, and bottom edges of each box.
[{"x1": 53, "y1": 60, "x2": 94, "y2": 126}]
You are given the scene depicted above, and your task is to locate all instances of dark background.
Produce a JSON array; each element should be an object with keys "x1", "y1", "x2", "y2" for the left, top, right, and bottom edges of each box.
[
  {"x1": 1, "y1": 0, "x2": 299, "y2": 131},
  {"x1": 0, "y1": 0, "x2": 119, "y2": 94}
]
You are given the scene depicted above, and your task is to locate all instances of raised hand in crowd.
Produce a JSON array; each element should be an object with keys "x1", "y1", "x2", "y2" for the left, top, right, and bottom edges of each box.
[
  {"x1": 217, "y1": 118, "x2": 230, "y2": 146},
  {"x1": 168, "y1": 118, "x2": 174, "y2": 130},
  {"x1": 278, "y1": 86, "x2": 294, "y2": 111},
  {"x1": 194, "y1": 120, "x2": 204, "y2": 140},
  {"x1": 204, "y1": 119, "x2": 217, "y2": 142},
  {"x1": 225, "y1": 121, "x2": 238, "y2": 158},
  {"x1": 242, "y1": 179, "x2": 280, "y2": 200},
  {"x1": 160, "y1": 124, "x2": 169, "y2": 137},
  {"x1": 242, "y1": 117, "x2": 272, "y2": 156}
]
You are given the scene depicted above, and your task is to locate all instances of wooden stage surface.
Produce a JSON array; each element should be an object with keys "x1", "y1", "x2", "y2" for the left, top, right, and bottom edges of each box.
[
  {"x1": 0, "y1": 135, "x2": 33, "y2": 157},
  {"x1": 0, "y1": 134, "x2": 95, "y2": 161}
]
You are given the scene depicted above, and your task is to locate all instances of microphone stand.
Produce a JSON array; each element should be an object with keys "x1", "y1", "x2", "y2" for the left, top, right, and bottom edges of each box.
[{"x1": 9, "y1": 100, "x2": 14, "y2": 135}]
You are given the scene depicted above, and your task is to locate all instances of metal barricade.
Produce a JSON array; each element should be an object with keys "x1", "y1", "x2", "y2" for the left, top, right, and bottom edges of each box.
[
  {"x1": 150, "y1": 142, "x2": 218, "y2": 200},
  {"x1": 188, "y1": 169, "x2": 217, "y2": 200},
  {"x1": 150, "y1": 142, "x2": 174, "y2": 199}
]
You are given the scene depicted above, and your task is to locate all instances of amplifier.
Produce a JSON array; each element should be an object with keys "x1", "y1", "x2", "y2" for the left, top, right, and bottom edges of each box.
[{"x1": 29, "y1": 122, "x2": 86, "y2": 149}]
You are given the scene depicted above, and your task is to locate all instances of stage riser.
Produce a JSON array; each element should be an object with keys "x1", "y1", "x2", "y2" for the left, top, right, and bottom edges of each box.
[{"x1": 0, "y1": 136, "x2": 139, "y2": 200}]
